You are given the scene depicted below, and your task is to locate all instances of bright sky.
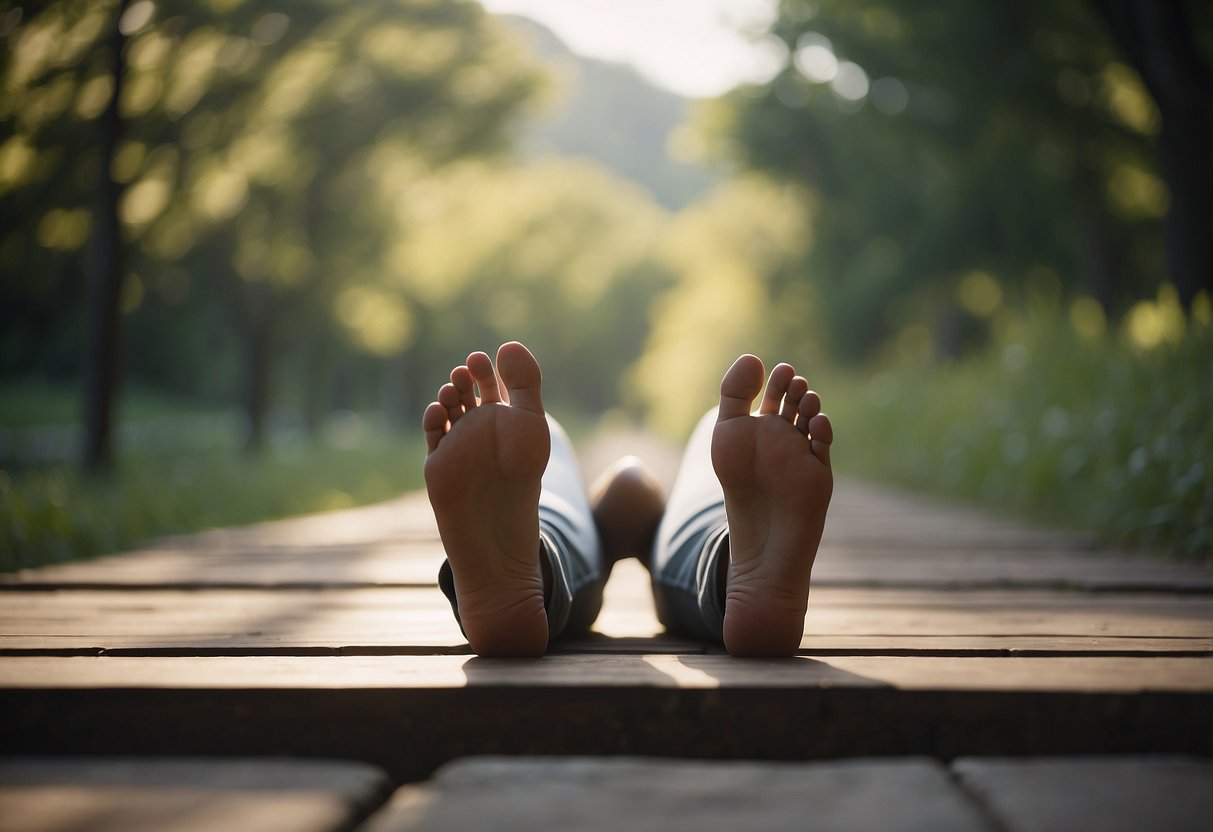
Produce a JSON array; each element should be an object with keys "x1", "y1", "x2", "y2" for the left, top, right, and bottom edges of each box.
[{"x1": 478, "y1": 0, "x2": 784, "y2": 99}]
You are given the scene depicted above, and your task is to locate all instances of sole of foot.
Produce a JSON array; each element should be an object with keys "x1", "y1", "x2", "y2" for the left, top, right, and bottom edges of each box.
[
  {"x1": 712, "y1": 354, "x2": 833, "y2": 657},
  {"x1": 423, "y1": 342, "x2": 551, "y2": 657}
]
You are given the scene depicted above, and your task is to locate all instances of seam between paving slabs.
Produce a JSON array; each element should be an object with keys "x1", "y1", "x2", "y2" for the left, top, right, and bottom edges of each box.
[{"x1": 944, "y1": 762, "x2": 1015, "y2": 832}]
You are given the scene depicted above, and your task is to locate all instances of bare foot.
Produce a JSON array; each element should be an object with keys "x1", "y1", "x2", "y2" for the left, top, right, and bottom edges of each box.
[
  {"x1": 423, "y1": 342, "x2": 551, "y2": 657},
  {"x1": 712, "y1": 355, "x2": 834, "y2": 657},
  {"x1": 590, "y1": 456, "x2": 665, "y2": 569}
]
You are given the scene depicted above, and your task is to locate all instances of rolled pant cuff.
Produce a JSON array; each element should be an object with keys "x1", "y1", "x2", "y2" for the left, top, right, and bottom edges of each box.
[
  {"x1": 695, "y1": 524, "x2": 729, "y2": 641},
  {"x1": 537, "y1": 527, "x2": 573, "y2": 639}
]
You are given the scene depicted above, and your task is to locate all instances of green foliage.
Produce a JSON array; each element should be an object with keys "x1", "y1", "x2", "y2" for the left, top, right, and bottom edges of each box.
[
  {"x1": 387, "y1": 158, "x2": 669, "y2": 418},
  {"x1": 1, "y1": 0, "x2": 544, "y2": 423},
  {"x1": 628, "y1": 175, "x2": 818, "y2": 437},
  {"x1": 1, "y1": 428, "x2": 426, "y2": 572},
  {"x1": 8, "y1": 0, "x2": 1206, "y2": 569},
  {"x1": 717, "y1": 0, "x2": 1175, "y2": 360},
  {"x1": 3, "y1": 2, "x2": 725, "y2": 435},
  {"x1": 827, "y1": 311, "x2": 1212, "y2": 557}
]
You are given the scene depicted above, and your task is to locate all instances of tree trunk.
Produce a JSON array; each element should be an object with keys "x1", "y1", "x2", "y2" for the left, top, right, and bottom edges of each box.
[
  {"x1": 1094, "y1": 0, "x2": 1213, "y2": 307},
  {"x1": 81, "y1": 2, "x2": 130, "y2": 473},
  {"x1": 1156, "y1": 102, "x2": 1213, "y2": 307}
]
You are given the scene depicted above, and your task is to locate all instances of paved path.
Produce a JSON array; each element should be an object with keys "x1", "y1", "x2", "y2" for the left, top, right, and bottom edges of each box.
[{"x1": 1, "y1": 461, "x2": 1211, "y2": 830}]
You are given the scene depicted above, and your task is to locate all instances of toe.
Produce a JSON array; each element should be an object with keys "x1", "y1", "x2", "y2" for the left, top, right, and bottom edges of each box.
[
  {"x1": 497, "y1": 341, "x2": 544, "y2": 415},
  {"x1": 451, "y1": 365, "x2": 477, "y2": 410},
  {"x1": 759, "y1": 363, "x2": 796, "y2": 415},
  {"x1": 718, "y1": 354, "x2": 765, "y2": 421},
  {"x1": 468, "y1": 351, "x2": 502, "y2": 404},
  {"x1": 423, "y1": 402, "x2": 448, "y2": 453},
  {"x1": 781, "y1": 376, "x2": 808, "y2": 422},
  {"x1": 796, "y1": 391, "x2": 822, "y2": 435},
  {"x1": 809, "y1": 412, "x2": 832, "y2": 465},
  {"x1": 438, "y1": 383, "x2": 463, "y2": 424}
]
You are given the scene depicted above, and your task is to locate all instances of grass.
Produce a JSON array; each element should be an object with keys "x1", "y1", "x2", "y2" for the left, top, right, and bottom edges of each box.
[
  {"x1": 0, "y1": 408, "x2": 427, "y2": 572},
  {"x1": 823, "y1": 307, "x2": 1212, "y2": 558}
]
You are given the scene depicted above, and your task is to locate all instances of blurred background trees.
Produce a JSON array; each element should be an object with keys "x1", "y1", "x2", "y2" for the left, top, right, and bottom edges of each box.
[
  {"x1": 717, "y1": 0, "x2": 1210, "y2": 362},
  {"x1": 2, "y1": 0, "x2": 543, "y2": 462},
  {"x1": 2, "y1": 0, "x2": 1209, "y2": 561}
]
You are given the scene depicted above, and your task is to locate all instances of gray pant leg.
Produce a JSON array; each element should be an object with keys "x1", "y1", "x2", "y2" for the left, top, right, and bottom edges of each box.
[
  {"x1": 438, "y1": 414, "x2": 605, "y2": 643},
  {"x1": 650, "y1": 408, "x2": 729, "y2": 643},
  {"x1": 535, "y1": 416, "x2": 607, "y2": 636}
]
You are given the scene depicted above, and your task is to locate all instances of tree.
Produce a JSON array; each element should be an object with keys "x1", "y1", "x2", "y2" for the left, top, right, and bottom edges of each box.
[
  {"x1": 1093, "y1": 0, "x2": 1213, "y2": 309},
  {"x1": 716, "y1": 0, "x2": 1188, "y2": 360},
  {"x1": 1, "y1": 0, "x2": 544, "y2": 454},
  {"x1": 376, "y1": 158, "x2": 669, "y2": 419},
  {"x1": 630, "y1": 176, "x2": 814, "y2": 437},
  {"x1": 80, "y1": 0, "x2": 129, "y2": 471}
]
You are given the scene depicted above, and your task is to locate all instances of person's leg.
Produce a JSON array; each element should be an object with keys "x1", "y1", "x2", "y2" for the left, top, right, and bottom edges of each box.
[
  {"x1": 535, "y1": 415, "x2": 608, "y2": 637},
  {"x1": 650, "y1": 355, "x2": 834, "y2": 656},
  {"x1": 649, "y1": 409, "x2": 730, "y2": 643},
  {"x1": 424, "y1": 342, "x2": 605, "y2": 656}
]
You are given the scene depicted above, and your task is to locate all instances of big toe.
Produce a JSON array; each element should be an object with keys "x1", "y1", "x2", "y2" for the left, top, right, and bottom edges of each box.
[
  {"x1": 718, "y1": 354, "x2": 765, "y2": 421},
  {"x1": 497, "y1": 341, "x2": 544, "y2": 415}
]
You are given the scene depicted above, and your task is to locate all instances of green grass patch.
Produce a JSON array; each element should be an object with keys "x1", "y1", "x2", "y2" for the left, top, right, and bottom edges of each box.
[
  {"x1": 824, "y1": 313, "x2": 1211, "y2": 558},
  {"x1": 1, "y1": 429, "x2": 427, "y2": 572}
]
